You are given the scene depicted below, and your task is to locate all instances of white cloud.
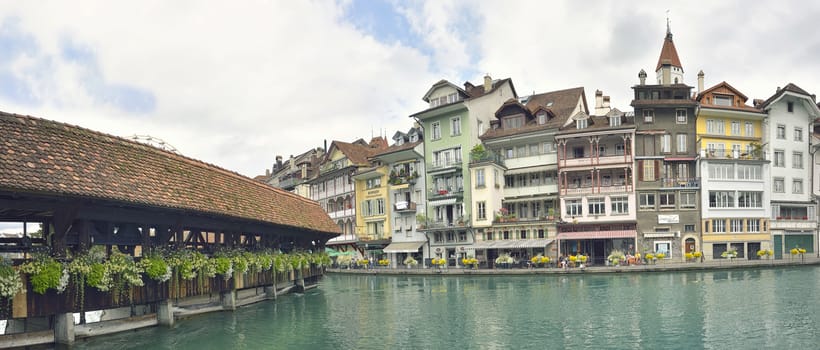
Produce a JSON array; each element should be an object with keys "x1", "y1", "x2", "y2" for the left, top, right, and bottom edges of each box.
[{"x1": 2, "y1": 0, "x2": 820, "y2": 179}]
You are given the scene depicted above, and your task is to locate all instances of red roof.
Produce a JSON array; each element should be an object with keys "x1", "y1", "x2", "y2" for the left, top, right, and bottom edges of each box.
[
  {"x1": 0, "y1": 111, "x2": 340, "y2": 236},
  {"x1": 656, "y1": 32, "x2": 683, "y2": 71}
]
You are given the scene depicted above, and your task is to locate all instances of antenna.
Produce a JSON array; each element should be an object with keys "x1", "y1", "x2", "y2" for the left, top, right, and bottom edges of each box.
[
  {"x1": 666, "y1": 10, "x2": 671, "y2": 34},
  {"x1": 129, "y1": 134, "x2": 178, "y2": 153}
]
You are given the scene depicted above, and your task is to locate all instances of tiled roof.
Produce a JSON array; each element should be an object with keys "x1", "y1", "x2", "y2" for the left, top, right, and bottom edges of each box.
[
  {"x1": 372, "y1": 140, "x2": 421, "y2": 157},
  {"x1": 759, "y1": 83, "x2": 814, "y2": 109},
  {"x1": 329, "y1": 138, "x2": 387, "y2": 166},
  {"x1": 481, "y1": 87, "x2": 585, "y2": 140},
  {"x1": 656, "y1": 32, "x2": 683, "y2": 71},
  {"x1": 0, "y1": 111, "x2": 340, "y2": 236},
  {"x1": 696, "y1": 81, "x2": 764, "y2": 113}
]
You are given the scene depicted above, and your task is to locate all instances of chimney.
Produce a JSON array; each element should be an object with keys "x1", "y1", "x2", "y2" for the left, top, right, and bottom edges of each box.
[
  {"x1": 275, "y1": 155, "x2": 283, "y2": 170},
  {"x1": 697, "y1": 70, "x2": 705, "y2": 93},
  {"x1": 638, "y1": 69, "x2": 647, "y2": 85},
  {"x1": 484, "y1": 74, "x2": 492, "y2": 92},
  {"x1": 603, "y1": 96, "x2": 611, "y2": 109},
  {"x1": 661, "y1": 59, "x2": 672, "y2": 85},
  {"x1": 595, "y1": 90, "x2": 603, "y2": 110},
  {"x1": 290, "y1": 155, "x2": 296, "y2": 171},
  {"x1": 323, "y1": 139, "x2": 328, "y2": 153},
  {"x1": 265, "y1": 169, "x2": 270, "y2": 176}
]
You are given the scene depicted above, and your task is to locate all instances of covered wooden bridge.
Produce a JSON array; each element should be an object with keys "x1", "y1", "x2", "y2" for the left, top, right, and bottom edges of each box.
[{"x1": 0, "y1": 111, "x2": 340, "y2": 346}]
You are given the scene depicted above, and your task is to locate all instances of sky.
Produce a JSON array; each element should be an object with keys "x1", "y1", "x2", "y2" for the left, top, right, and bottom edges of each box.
[{"x1": 2, "y1": 1, "x2": 820, "y2": 232}]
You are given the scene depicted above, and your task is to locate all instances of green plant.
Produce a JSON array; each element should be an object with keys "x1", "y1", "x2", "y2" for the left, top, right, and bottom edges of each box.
[
  {"x1": 0, "y1": 257, "x2": 22, "y2": 299},
  {"x1": 403, "y1": 256, "x2": 418, "y2": 267},
  {"x1": 19, "y1": 253, "x2": 66, "y2": 294}
]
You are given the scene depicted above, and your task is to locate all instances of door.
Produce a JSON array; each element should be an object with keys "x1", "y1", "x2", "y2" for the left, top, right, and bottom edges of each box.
[
  {"x1": 747, "y1": 242, "x2": 761, "y2": 260},
  {"x1": 773, "y1": 235, "x2": 782, "y2": 259},
  {"x1": 685, "y1": 238, "x2": 695, "y2": 254}
]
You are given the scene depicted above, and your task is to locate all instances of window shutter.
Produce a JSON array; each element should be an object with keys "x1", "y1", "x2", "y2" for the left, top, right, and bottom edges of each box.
[
  {"x1": 637, "y1": 160, "x2": 644, "y2": 181},
  {"x1": 654, "y1": 160, "x2": 660, "y2": 181}
]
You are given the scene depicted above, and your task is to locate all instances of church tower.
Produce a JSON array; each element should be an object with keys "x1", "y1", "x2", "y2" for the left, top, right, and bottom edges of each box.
[{"x1": 655, "y1": 19, "x2": 684, "y2": 85}]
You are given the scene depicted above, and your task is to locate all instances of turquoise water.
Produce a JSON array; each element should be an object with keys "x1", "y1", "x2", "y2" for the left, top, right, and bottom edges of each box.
[{"x1": 73, "y1": 266, "x2": 820, "y2": 349}]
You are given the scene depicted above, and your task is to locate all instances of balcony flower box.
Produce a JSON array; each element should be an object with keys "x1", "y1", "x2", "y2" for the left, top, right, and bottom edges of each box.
[{"x1": 438, "y1": 189, "x2": 448, "y2": 195}]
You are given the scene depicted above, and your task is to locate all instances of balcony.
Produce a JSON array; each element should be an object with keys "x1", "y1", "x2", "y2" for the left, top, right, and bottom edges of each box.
[
  {"x1": 505, "y1": 184, "x2": 558, "y2": 198},
  {"x1": 701, "y1": 149, "x2": 765, "y2": 161},
  {"x1": 504, "y1": 153, "x2": 557, "y2": 169},
  {"x1": 770, "y1": 217, "x2": 816, "y2": 230},
  {"x1": 394, "y1": 201, "x2": 417, "y2": 213},
  {"x1": 328, "y1": 208, "x2": 355, "y2": 219},
  {"x1": 419, "y1": 216, "x2": 469, "y2": 230},
  {"x1": 560, "y1": 183, "x2": 632, "y2": 196},
  {"x1": 429, "y1": 158, "x2": 463, "y2": 172},
  {"x1": 429, "y1": 187, "x2": 464, "y2": 200},
  {"x1": 660, "y1": 177, "x2": 700, "y2": 189},
  {"x1": 469, "y1": 149, "x2": 505, "y2": 168},
  {"x1": 561, "y1": 154, "x2": 633, "y2": 168}
]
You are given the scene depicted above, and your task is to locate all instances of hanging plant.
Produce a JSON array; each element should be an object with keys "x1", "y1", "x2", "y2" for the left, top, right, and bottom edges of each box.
[
  {"x1": 0, "y1": 257, "x2": 22, "y2": 300},
  {"x1": 19, "y1": 253, "x2": 66, "y2": 295}
]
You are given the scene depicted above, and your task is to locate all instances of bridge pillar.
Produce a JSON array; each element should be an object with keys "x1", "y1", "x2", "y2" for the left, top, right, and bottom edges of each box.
[
  {"x1": 54, "y1": 312, "x2": 75, "y2": 346},
  {"x1": 221, "y1": 290, "x2": 237, "y2": 311},
  {"x1": 157, "y1": 300, "x2": 174, "y2": 327},
  {"x1": 264, "y1": 285, "x2": 277, "y2": 300}
]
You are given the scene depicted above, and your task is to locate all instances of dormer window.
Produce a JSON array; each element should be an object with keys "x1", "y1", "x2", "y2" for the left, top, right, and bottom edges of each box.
[
  {"x1": 396, "y1": 138, "x2": 404, "y2": 146},
  {"x1": 409, "y1": 133, "x2": 418, "y2": 142},
  {"x1": 577, "y1": 119, "x2": 588, "y2": 129},
  {"x1": 609, "y1": 116, "x2": 621, "y2": 127},
  {"x1": 714, "y1": 94, "x2": 732, "y2": 107},
  {"x1": 503, "y1": 116, "x2": 524, "y2": 129},
  {"x1": 537, "y1": 112, "x2": 547, "y2": 125}
]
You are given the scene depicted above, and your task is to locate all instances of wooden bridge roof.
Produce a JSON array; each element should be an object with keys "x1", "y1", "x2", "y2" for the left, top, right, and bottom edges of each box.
[{"x1": 0, "y1": 111, "x2": 340, "y2": 236}]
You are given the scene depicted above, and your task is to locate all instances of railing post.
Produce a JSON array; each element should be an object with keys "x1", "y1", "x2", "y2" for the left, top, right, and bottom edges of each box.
[{"x1": 157, "y1": 299, "x2": 174, "y2": 326}]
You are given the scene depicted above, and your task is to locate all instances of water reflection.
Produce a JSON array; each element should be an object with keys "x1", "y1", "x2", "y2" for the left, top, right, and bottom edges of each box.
[{"x1": 72, "y1": 266, "x2": 820, "y2": 350}]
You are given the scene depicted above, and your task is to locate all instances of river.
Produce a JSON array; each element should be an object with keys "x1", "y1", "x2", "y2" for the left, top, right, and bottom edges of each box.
[{"x1": 73, "y1": 266, "x2": 820, "y2": 349}]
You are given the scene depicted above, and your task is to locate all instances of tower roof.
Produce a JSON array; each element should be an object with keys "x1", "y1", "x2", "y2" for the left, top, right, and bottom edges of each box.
[{"x1": 655, "y1": 31, "x2": 683, "y2": 72}]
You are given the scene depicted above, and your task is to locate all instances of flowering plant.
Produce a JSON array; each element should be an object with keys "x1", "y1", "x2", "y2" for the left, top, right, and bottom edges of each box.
[
  {"x1": 607, "y1": 250, "x2": 626, "y2": 265},
  {"x1": 0, "y1": 257, "x2": 22, "y2": 299},
  {"x1": 494, "y1": 254, "x2": 513, "y2": 265},
  {"x1": 378, "y1": 259, "x2": 390, "y2": 266},
  {"x1": 431, "y1": 257, "x2": 447, "y2": 266},
  {"x1": 693, "y1": 251, "x2": 702, "y2": 258},
  {"x1": 403, "y1": 256, "x2": 418, "y2": 267},
  {"x1": 721, "y1": 249, "x2": 738, "y2": 259},
  {"x1": 757, "y1": 249, "x2": 774, "y2": 259},
  {"x1": 462, "y1": 257, "x2": 479, "y2": 268},
  {"x1": 656, "y1": 253, "x2": 666, "y2": 260},
  {"x1": 19, "y1": 252, "x2": 67, "y2": 294}
]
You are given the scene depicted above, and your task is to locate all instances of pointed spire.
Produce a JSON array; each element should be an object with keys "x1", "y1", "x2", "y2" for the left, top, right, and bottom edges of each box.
[{"x1": 655, "y1": 24, "x2": 683, "y2": 72}]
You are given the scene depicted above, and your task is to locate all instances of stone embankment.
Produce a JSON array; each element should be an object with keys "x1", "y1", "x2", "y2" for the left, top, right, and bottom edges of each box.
[{"x1": 328, "y1": 257, "x2": 820, "y2": 275}]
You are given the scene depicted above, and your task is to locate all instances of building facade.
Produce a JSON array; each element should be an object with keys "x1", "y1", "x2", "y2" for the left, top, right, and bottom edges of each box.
[
  {"x1": 696, "y1": 80, "x2": 772, "y2": 259},
  {"x1": 631, "y1": 28, "x2": 700, "y2": 260},
  {"x1": 410, "y1": 75, "x2": 517, "y2": 266},
  {"x1": 758, "y1": 84, "x2": 819, "y2": 258}
]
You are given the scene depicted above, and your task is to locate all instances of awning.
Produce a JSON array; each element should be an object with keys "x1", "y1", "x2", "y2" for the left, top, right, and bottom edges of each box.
[
  {"x1": 556, "y1": 230, "x2": 637, "y2": 240},
  {"x1": 383, "y1": 241, "x2": 426, "y2": 253},
  {"x1": 429, "y1": 198, "x2": 458, "y2": 206},
  {"x1": 665, "y1": 156, "x2": 696, "y2": 161},
  {"x1": 471, "y1": 239, "x2": 554, "y2": 249}
]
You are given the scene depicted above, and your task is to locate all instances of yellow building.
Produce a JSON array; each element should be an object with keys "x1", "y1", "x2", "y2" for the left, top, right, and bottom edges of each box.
[
  {"x1": 354, "y1": 165, "x2": 391, "y2": 242},
  {"x1": 696, "y1": 79, "x2": 771, "y2": 260}
]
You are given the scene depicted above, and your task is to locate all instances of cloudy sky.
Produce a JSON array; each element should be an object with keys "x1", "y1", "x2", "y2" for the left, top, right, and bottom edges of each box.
[{"x1": 2, "y1": 0, "x2": 819, "y2": 190}]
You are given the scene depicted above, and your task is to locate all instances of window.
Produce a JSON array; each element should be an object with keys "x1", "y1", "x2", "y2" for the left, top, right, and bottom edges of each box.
[
  {"x1": 485, "y1": 232, "x2": 493, "y2": 241},
  {"x1": 643, "y1": 161, "x2": 656, "y2": 181},
  {"x1": 659, "y1": 193, "x2": 676, "y2": 208},
  {"x1": 795, "y1": 127, "x2": 803, "y2": 141},
  {"x1": 366, "y1": 177, "x2": 382, "y2": 189},
  {"x1": 502, "y1": 231, "x2": 510, "y2": 240},
  {"x1": 451, "y1": 117, "x2": 461, "y2": 136},
  {"x1": 747, "y1": 219, "x2": 760, "y2": 232},
  {"x1": 519, "y1": 230, "x2": 527, "y2": 239},
  {"x1": 538, "y1": 112, "x2": 547, "y2": 124},
  {"x1": 432, "y1": 122, "x2": 441, "y2": 140},
  {"x1": 608, "y1": 115, "x2": 621, "y2": 127},
  {"x1": 708, "y1": 163, "x2": 734, "y2": 179},
  {"x1": 434, "y1": 232, "x2": 442, "y2": 243},
  {"x1": 661, "y1": 134, "x2": 671, "y2": 153},
  {"x1": 793, "y1": 152, "x2": 803, "y2": 169},
  {"x1": 713, "y1": 219, "x2": 726, "y2": 233},
  {"x1": 680, "y1": 192, "x2": 697, "y2": 209},
  {"x1": 643, "y1": 109, "x2": 654, "y2": 123},
  {"x1": 677, "y1": 134, "x2": 687, "y2": 153},
  {"x1": 654, "y1": 242, "x2": 671, "y2": 258},
  {"x1": 504, "y1": 116, "x2": 525, "y2": 129},
  {"x1": 476, "y1": 169, "x2": 485, "y2": 187},
  {"x1": 730, "y1": 219, "x2": 743, "y2": 232},
  {"x1": 738, "y1": 192, "x2": 762, "y2": 208},
  {"x1": 707, "y1": 119, "x2": 725, "y2": 134},
  {"x1": 676, "y1": 109, "x2": 687, "y2": 124},
  {"x1": 588, "y1": 198, "x2": 605, "y2": 215},
  {"x1": 576, "y1": 119, "x2": 588, "y2": 129},
  {"x1": 774, "y1": 178, "x2": 785, "y2": 193},
  {"x1": 793, "y1": 179, "x2": 804, "y2": 194},
  {"x1": 537, "y1": 229, "x2": 545, "y2": 239},
  {"x1": 543, "y1": 142, "x2": 556, "y2": 153},
  {"x1": 615, "y1": 144, "x2": 625, "y2": 155},
  {"x1": 684, "y1": 224, "x2": 696, "y2": 232},
  {"x1": 566, "y1": 199, "x2": 583, "y2": 216},
  {"x1": 787, "y1": 101, "x2": 794, "y2": 112},
  {"x1": 477, "y1": 201, "x2": 486, "y2": 220},
  {"x1": 737, "y1": 164, "x2": 762, "y2": 180},
  {"x1": 677, "y1": 163, "x2": 689, "y2": 179},
  {"x1": 376, "y1": 199, "x2": 385, "y2": 215},
  {"x1": 745, "y1": 122, "x2": 754, "y2": 137},
  {"x1": 611, "y1": 196, "x2": 628, "y2": 214},
  {"x1": 639, "y1": 193, "x2": 656, "y2": 210},
  {"x1": 478, "y1": 120, "x2": 484, "y2": 136},
  {"x1": 776, "y1": 124, "x2": 786, "y2": 139},
  {"x1": 729, "y1": 121, "x2": 740, "y2": 136},
  {"x1": 494, "y1": 170, "x2": 500, "y2": 187},
  {"x1": 710, "y1": 191, "x2": 735, "y2": 208},
  {"x1": 530, "y1": 144, "x2": 540, "y2": 156},
  {"x1": 713, "y1": 95, "x2": 732, "y2": 106},
  {"x1": 446, "y1": 232, "x2": 455, "y2": 242},
  {"x1": 774, "y1": 150, "x2": 785, "y2": 167}
]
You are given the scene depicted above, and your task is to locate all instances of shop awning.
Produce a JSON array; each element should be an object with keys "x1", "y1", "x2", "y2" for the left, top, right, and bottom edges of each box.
[
  {"x1": 383, "y1": 241, "x2": 426, "y2": 253},
  {"x1": 556, "y1": 230, "x2": 637, "y2": 240},
  {"x1": 471, "y1": 239, "x2": 554, "y2": 249}
]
